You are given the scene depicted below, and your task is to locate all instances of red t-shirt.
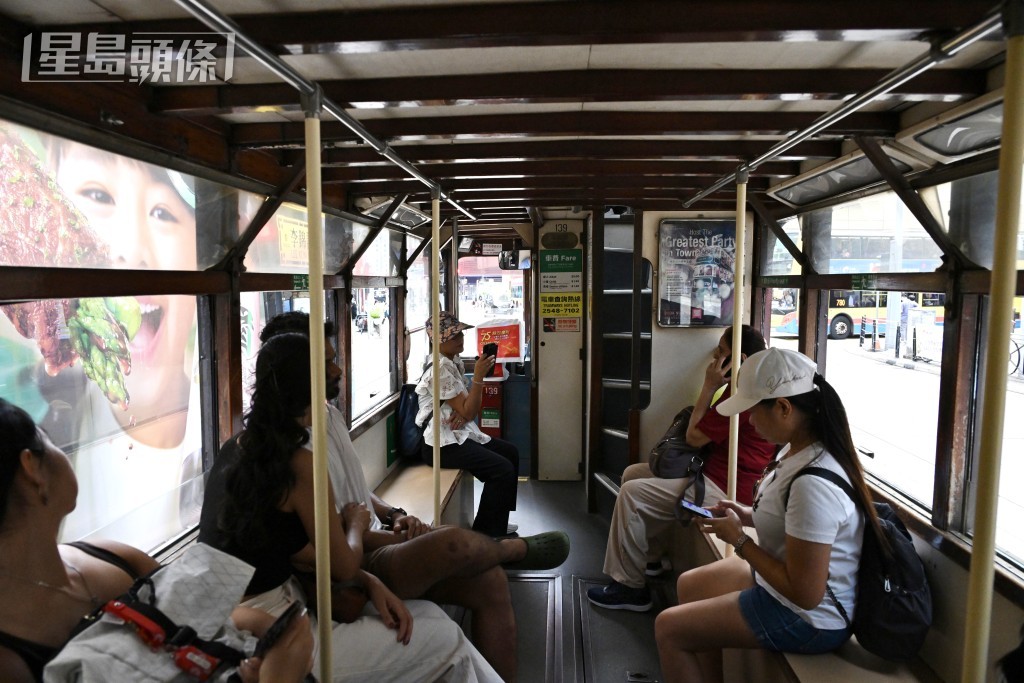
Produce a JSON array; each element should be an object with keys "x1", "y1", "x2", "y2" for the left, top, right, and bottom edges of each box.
[{"x1": 695, "y1": 389, "x2": 777, "y2": 505}]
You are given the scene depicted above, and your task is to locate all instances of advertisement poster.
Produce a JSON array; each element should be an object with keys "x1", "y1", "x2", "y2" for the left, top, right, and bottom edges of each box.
[
  {"x1": 658, "y1": 219, "x2": 736, "y2": 327},
  {"x1": 476, "y1": 318, "x2": 523, "y2": 362},
  {"x1": 0, "y1": 119, "x2": 204, "y2": 552}
]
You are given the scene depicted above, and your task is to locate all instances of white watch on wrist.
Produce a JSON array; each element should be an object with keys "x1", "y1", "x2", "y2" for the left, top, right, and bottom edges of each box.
[{"x1": 733, "y1": 532, "x2": 751, "y2": 557}]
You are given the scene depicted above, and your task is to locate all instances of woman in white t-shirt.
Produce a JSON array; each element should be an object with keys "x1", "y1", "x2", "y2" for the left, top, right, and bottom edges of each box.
[{"x1": 655, "y1": 348, "x2": 884, "y2": 683}]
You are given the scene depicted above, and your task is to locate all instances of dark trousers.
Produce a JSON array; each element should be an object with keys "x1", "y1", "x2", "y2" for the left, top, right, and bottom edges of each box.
[{"x1": 423, "y1": 436, "x2": 519, "y2": 536}]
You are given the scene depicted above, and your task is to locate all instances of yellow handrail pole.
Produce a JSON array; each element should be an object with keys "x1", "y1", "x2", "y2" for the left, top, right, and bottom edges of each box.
[
  {"x1": 431, "y1": 188, "x2": 443, "y2": 525},
  {"x1": 961, "y1": 10, "x2": 1024, "y2": 681},
  {"x1": 302, "y1": 88, "x2": 332, "y2": 683},
  {"x1": 728, "y1": 171, "x2": 749, "y2": 503},
  {"x1": 724, "y1": 170, "x2": 748, "y2": 556}
]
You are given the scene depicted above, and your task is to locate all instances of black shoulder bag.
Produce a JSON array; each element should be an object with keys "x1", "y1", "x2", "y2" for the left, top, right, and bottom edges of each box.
[{"x1": 650, "y1": 406, "x2": 712, "y2": 507}]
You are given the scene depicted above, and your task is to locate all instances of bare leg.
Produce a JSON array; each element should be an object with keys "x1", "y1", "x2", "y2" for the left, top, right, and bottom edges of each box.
[
  {"x1": 375, "y1": 526, "x2": 525, "y2": 598},
  {"x1": 656, "y1": 556, "x2": 758, "y2": 683},
  {"x1": 426, "y1": 567, "x2": 517, "y2": 683}
]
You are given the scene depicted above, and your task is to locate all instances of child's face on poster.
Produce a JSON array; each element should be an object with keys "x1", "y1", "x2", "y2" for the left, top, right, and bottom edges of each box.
[{"x1": 54, "y1": 142, "x2": 197, "y2": 420}]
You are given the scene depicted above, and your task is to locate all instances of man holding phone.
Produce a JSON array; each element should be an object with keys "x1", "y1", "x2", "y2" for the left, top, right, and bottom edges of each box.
[
  {"x1": 415, "y1": 312, "x2": 521, "y2": 538},
  {"x1": 588, "y1": 326, "x2": 776, "y2": 612}
]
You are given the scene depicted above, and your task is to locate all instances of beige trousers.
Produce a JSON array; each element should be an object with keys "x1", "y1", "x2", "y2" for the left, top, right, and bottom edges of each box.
[{"x1": 602, "y1": 463, "x2": 726, "y2": 588}]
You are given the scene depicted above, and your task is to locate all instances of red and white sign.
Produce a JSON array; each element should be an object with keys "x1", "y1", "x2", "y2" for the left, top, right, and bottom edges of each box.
[{"x1": 476, "y1": 318, "x2": 523, "y2": 362}]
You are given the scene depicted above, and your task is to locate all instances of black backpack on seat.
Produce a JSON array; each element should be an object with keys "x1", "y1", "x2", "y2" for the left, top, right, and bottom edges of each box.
[{"x1": 395, "y1": 364, "x2": 442, "y2": 461}]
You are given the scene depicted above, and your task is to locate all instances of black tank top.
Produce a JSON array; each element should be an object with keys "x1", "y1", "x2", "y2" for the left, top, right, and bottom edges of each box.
[{"x1": 0, "y1": 541, "x2": 140, "y2": 682}]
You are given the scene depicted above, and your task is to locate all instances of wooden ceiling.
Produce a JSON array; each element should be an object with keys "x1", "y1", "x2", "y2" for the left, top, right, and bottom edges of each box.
[{"x1": 0, "y1": 0, "x2": 1005, "y2": 232}]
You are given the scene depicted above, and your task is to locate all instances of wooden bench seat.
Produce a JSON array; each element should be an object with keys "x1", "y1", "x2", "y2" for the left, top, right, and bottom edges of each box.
[{"x1": 373, "y1": 463, "x2": 473, "y2": 528}]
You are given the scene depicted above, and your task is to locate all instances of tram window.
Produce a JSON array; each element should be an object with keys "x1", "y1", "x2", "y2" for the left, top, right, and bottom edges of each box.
[
  {"x1": 931, "y1": 170, "x2": 1024, "y2": 271},
  {"x1": 243, "y1": 202, "x2": 352, "y2": 274},
  {"x1": 769, "y1": 288, "x2": 800, "y2": 341},
  {"x1": 406, "y1": 239, "x2": 431, "y2": 329},
  {"x1": 0, "y1": 295, "x2": 203, "y2": 552},
  {"x1": 352, "y1": 225, "x2": 403, "y2": 277},
  {"x1": 351, "y1": 287, "x2": 396, "y2": 418},
  {"x1": 990, "y1": 299, "x2": 1024, "y2": 565},
  {"x1": 405, "y1": 244, "x2": 431, "y2": 375},
  {"x1": 239, "y1": 290, "x2": 317, "y2": 414},
  {"x1": 824, "y1": 290, "x2": 946, "y2": 509},
  {"x1": 760, "y1": 217, "x2": 802, "y2": 276},
  {"x1": 805, "y1": 192, "x2": 943, "y2": 274},
  {"x1": 457, "y1": 255, "x2": 526, "y2": 354}
]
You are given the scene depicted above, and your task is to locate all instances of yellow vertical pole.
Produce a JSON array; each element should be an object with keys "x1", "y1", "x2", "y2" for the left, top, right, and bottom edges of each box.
[
  {"x1": 431, "y1": 188, "x2": 442, "y2": 525},
  {"x1": 722, "y1": 170, "x2": 748, "y2": 557},
  {"x1": 961, "y1": 11, "x2": 1024, "y2": 682},
  {"x1": 728, "y1": 170, "x2": 749, "y2": 505},
  {"x1": 302, "y1": 88, "x2": 332, "y2": 683}
]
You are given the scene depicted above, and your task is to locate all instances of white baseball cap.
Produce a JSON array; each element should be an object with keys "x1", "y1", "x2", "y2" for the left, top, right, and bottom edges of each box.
[{"x1": 716, "y1": 348, "x2": 817, "y2": 416}]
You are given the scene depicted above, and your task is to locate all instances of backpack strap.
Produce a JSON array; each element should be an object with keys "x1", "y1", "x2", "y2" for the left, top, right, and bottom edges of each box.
[
  {"x1": 415, "y1": 362, "x2": 445, "y2": 428},
  {"x1": 783, "y1": 466, "x2": 857, "y2": 509},
  {"x1": 783, "y1": 466, "x2": 859, "y2": 630}
]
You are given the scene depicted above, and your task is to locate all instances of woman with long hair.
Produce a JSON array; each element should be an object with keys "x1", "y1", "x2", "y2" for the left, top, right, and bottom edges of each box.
[
  {"x1": 655, "y1": 348, "x2": 883, "y2": 683},
  {"x1": 0, "y1": 397, "x2": 313, "y2": 683},
  {"x1": 208, "y1": 332, "x2": 501, "y2": 682}
]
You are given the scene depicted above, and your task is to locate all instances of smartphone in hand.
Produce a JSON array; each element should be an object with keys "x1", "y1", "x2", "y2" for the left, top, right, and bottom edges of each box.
[
  {"x1": 482, "y1": 342, "x2": 498, "y2": 358},
  {"x1": 678, "y1": 499, "x2": 714, "y2": 519},
  {"x1": 254, "y1": 601, "x2": 304, "y2": 658}
]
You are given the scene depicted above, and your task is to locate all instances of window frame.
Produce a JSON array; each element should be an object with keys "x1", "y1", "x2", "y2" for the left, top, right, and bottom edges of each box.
[{"x1": 753, "y1": 158, "x2": 1024, "y2": 602}]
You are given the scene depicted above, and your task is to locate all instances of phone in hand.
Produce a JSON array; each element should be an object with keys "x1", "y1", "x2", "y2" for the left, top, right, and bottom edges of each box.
[
  {"x1": 721, "y1": 353, "x2": 733, "y2": 378},
  {"x1": 482, "y1": 342, "x2": 498, "y2": 358},
  {"x1": 254, "y1": 601, "x2": 304, "y2": 658},
  {"x1": 678, "y1": 499, "x2": 714, "y2": 519}
]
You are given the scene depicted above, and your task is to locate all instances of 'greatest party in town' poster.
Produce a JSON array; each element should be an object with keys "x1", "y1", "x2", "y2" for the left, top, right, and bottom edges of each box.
[{"x1": 657, "y1": 219, "x2": 736, "y2": 327}]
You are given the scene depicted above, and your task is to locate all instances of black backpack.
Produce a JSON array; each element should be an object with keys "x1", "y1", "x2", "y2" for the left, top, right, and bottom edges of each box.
[
  {"x1": 785, "y1": 467, "x2": 932, "y2": 662},
  {"x1": 395, "y1": 364, "x2": 442, "y2": 461}
]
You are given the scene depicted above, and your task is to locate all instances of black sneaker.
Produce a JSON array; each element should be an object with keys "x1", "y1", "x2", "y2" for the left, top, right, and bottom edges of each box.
[{"x1": 586, "y1": 581, "x2": 652, "y2": 612}]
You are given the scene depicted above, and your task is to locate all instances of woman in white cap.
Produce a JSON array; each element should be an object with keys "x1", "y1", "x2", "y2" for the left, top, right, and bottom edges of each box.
[
  {"x1": 654, "y1": 348, "x2": 882, "y2": 683},
  {"x1": 416, "y1": 312, "x2": 520, "y2": 538}
]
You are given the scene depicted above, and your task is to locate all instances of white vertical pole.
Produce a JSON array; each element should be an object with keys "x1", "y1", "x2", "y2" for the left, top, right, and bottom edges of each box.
[
  {"x1": 961, "y1": 12, "x2": 1024, "y2": 681},
  {"x1": 302, "y1": 88, "x2": 332, "y2": 683},
  {"x1": 431, "y1": 188, "x2": 442, "y2": 525}
]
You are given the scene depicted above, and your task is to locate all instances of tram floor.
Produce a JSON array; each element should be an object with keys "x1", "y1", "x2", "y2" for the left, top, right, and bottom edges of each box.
[{"x1": 460, "y1": 478, "x2": 668, "y2": 682}]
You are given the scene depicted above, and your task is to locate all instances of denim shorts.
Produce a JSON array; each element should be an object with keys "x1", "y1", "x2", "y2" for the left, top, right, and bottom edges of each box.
[{"x1": 738, "y1": 584, "x2": 851, "y2": 654}]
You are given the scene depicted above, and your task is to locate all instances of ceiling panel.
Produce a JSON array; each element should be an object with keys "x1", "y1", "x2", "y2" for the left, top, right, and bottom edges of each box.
[{"x1": 0, "y1": 0, "x2": 1005, "y2": 223}]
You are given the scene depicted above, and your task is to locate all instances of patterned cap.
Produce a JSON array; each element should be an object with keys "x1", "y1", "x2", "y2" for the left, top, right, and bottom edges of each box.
[{"x1": 426, "y1": 311, "x2": 474, "y2": 343}]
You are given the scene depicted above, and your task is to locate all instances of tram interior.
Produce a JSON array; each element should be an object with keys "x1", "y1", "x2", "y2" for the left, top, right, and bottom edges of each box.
[{"x1": 1, "y1": 1, "x2": 1023, "y2": 681}]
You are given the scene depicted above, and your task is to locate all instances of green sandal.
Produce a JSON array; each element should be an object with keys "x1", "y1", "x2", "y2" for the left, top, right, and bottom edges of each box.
[{"x1": 503, "y1": 531, "x2": 570, "y2": 571}]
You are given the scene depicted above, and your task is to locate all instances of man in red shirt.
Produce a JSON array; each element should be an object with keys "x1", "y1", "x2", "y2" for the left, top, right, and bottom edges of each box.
[{"x1": 588, "y1": 326, "x2": 776, "y2": 611}]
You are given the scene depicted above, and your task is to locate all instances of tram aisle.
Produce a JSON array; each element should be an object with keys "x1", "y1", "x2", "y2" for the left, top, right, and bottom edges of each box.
[{"x1": 468, "y1": 479, "x2": 668, "y2": 682}]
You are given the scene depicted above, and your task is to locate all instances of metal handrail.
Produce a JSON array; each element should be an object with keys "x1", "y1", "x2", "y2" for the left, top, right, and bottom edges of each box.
[
  {"x1": 174, "y1": 0, "x2": 476, "y2": 221},
  {"x1": 683, "y1": 9, "x2": 1003, "y2": 208}
]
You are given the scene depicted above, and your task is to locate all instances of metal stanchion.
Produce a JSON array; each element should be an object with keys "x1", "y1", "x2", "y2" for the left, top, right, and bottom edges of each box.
[
  {"x1": 859, "y1": 315, "x2": 866, "y2": 347},
  {"x1": 895, "y1": 325, "x2": 901, "y2": 359}
]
